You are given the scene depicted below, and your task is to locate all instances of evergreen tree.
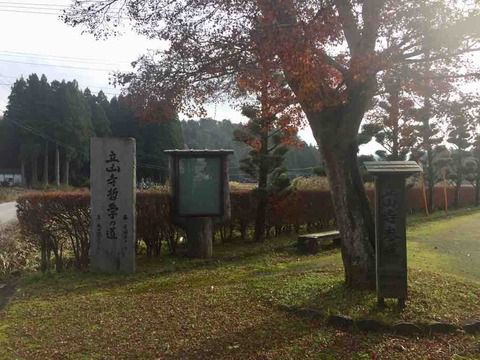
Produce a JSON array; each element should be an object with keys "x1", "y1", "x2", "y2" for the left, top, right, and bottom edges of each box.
[
  {"x1": 107, "y1": 95, "x2": 184, "y2": 183},
  {"x1": 447, "y1": 102, "x2": 476, "y2": 207},
  {"x1": 50, "y1": 80, "x2": 93, "y2": 186},
  {"x1": 410, "y1": 103, "x2": 445, "y2": 212},
  {"x1": 3, "y1": 76, "x2": 43, "y2": 186},
  {"x1": 84, "y1": 88, "x2": 111, "y2": 137},
  {"x1": 234, "y1": 105, "x2": 294, "y2": 242},
  {"x1": 181, "y1": 118, "x2": 322, "y2": 180},
  {"x1": 182, "y1": 118, "x2": 251, "y2": 178},
  {"x1": 138, "y1": 118, "x2": 184, "y2": 183},
  {"x1": 361, "y1": 75, "x2": 417, "y2": 161}
]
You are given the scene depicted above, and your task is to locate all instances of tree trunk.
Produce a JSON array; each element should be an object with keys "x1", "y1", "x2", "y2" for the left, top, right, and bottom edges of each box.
[
  {"x1": 254, "y1": 192, "x2": 268, "y2": 242},
  {"x1": 322, "y1": 143, "x2": 376, "y2": 289},
  {"x1": 310, "y1": 112, "x2": 376, "y2": 290},
  {"x1": 388, "y1": 81, "x2": 401, "y2": 160},
  {"x1": 62, "y1": 157, "x2": 70, "y2": 186},
  {"x1": 20, "y1": 160, "x2": 26, "y2": 187},
  {"x1": 43, "y1": 140, "x2": 49, "y2": 187},
  {"x1": 254, "y1": 130, "x2": 269, "y2": 242},
  {"x1": 55, "y1": 144, "x2": 60, "y2": 187},
  {"x1": 31, "y1": 156, "x2": 38, "y2": 187},
  {"x1": 261, "y1": 0, "x2": 378, "y2": 289},
  {"x1": 422, "y1": 61, "x2": 435, "y2": 213}
]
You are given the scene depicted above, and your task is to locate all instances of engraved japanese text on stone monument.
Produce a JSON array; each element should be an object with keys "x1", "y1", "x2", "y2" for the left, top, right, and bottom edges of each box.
[{"x1": 90, "y1": 137, "x2": 136, "y2": 273}]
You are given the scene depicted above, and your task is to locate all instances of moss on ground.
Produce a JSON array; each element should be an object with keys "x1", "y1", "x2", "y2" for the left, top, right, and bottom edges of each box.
[{"x1": 0, "y1": 210, "x2": 479, "y2": 359}]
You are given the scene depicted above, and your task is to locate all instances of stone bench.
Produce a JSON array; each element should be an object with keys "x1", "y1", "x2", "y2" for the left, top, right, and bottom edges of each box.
[{"x1": 297, "y1": 230, "x2": 341, "y2": 254}]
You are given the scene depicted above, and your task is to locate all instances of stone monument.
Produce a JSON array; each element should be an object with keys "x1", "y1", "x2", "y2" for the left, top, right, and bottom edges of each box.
[
  {"x1": 364, "y1": 161, "x2": 422, "y2": 307},
  {"x1": 165, "y1": 149, "x2": 233, "y2": 258},
  {"x1": 90, "y1": 137, "x2": 136, "y2": 273}
]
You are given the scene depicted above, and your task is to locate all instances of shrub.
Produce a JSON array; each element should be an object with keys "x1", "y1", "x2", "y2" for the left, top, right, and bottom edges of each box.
[
  {"x1": 136, "y1": 191, "x2": 183, "y2": 256},
  {"x1": 17, "y1": 192, "x2": 90, "y2": 272},
  {"x1": 16, "y1": 185, "x2": 478, "y2": 272},
  {"x1": 17, "y1": 191, "x2": 185, "y2": 272}
]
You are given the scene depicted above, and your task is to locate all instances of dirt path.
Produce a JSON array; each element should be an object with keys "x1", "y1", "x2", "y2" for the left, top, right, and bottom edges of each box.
[
  {"x1": 0, "y1": 279, "x2": 17, "y2": 311},
  {"x1": 0, "y1": 202, "x2": 17, "y2": 225}
]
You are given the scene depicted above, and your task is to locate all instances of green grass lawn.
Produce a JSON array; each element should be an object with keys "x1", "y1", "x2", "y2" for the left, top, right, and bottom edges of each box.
[
  {"x1": 408, "y1": 209, "x2": 480, "y2": 283},
  {"x1": 0, "y1": 210, "x2": 479, "y2": 359}
]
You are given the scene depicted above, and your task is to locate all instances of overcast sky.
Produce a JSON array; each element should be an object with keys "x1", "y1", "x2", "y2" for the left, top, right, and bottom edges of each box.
[{"x1": 0, "y1": 1, "x2": 379, "y2": 150}]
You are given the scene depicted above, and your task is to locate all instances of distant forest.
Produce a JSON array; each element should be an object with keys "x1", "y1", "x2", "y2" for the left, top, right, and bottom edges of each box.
[
  {"x1": 0, "y1": 74, "x2": 322, "y2": 186},
  {"x1": 181, "y1": 118, "x2": 322, "y2": 181}
]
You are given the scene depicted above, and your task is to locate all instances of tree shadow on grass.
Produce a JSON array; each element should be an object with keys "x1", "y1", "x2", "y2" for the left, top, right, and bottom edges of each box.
[
  {"x1": 166, "y1": 305, "x2": 417, "y2": 360},
  {"x1": 293, "y1": 281, "x2": 406, "y2": 323},
  {"x1": 16, "y1": 239, "x2": 339, "y2": 301},
  {"x1": 169, "y1": 312, "x2": 324, "y2": 359}
]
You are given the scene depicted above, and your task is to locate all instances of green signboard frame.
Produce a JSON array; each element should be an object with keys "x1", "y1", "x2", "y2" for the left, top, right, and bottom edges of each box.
[
  {"x1": 177, "y1": 156, "x2": 222, "y2": 216},
  {"x1": 166, "y1": 150, "x2": 233, "y2": 217}
]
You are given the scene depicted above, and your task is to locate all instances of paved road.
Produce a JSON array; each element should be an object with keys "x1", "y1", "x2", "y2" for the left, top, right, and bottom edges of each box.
[{"x1": 0, "y1": 202, "x2": 17, "y2": 225}]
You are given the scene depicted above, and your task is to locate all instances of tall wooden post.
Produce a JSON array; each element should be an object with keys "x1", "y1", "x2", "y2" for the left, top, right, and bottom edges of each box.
[
  {"x1": 20, "y1": 160, "x2": 26, "y2": 187},
  {"x1": 421, "y1": 173, "x2": 429, "y2": 216},
  {"x1": 365, "y1": 161, "x2": 422, "y2": 308}
]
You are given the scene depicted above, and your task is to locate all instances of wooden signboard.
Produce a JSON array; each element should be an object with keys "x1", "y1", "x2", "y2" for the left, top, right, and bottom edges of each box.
[
  {"x1": 165, "y1": 150, "x2": 233, "y2": 218},
  {"x1": 164, "y1": 149, "x2": 234, "y2": 259},
  {"x1": 364, "y1": 161, "x2": 422, "y2": 307}
]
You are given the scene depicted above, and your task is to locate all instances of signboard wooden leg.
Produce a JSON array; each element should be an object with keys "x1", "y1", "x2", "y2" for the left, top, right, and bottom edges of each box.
[
  {"x1": 185, "y1": 217, "x2": 213, "y2": 259},
  {"x1": 378, "y1": 297, "x2": 385, "y2": 308}
]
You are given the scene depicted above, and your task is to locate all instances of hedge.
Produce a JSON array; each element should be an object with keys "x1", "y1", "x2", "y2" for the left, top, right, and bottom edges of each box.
[
  {"x1": 16, "y1": 185, "x2": 478, "y2": 272},
  {"x1": 17, "y1": 192, "x2": 90, "y2": 272}
]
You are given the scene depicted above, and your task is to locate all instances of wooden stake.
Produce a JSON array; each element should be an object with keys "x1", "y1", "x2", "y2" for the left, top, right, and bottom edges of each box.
[
  {"x1": 421, "y1": 173, "x2": 429, "y2": 216},
  {"x1": 443, "y1": 168, "x2": 448, "y2": 215}
]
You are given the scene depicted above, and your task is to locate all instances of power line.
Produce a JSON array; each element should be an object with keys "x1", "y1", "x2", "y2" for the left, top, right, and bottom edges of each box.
[
  {"x1": 0, "y1": 83, "x2": 119, "y2": 96},
  {"x1": 0, "y1": 2, "x2": 68, "y2": 8},
  {"x1": 0, "y1": 5, "x2": 65, "y2": 11},
  {"x1": 0, "y1": 3, "x2": 126, "y2": 17},
  {"x1": 0, "y1": 1, "x2": 121, "y2": 10},
  {"x1": 0, "y1": 73, "x2": 121, "y2": 93},
  {"x1": 0, "y1": 50, "x2": 131, "y2": 67},
  {"x1": 3, "y1": 117, "x2": 168, "y2": 170},
  {"x1": 3, "y1": 117, "x2": 77, "y2": 152},
  {"x1": 0, "y1": 58, "x2": 125, "y2": 72},
  {"x1": 0, "y1": 9, "x2": 60, "y2": 16}
]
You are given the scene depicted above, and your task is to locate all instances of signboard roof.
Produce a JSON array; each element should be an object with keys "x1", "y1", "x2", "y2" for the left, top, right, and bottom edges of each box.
[{"x1": 364, "y1": 161, "x2": 422, "y2": 175}]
